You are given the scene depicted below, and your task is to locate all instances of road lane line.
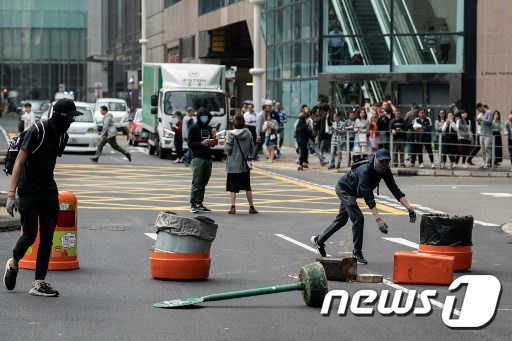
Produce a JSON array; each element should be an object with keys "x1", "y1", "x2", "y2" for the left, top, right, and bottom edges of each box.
[
  {"x1": 275, "y1": 233, "x2": 460, "y2": 316},
  {"x1": 377, "y1": 194, "x2": 499, "y2": 227},
  {"x1": 382, "y1": 237, "x2": 419, "y2": 249},
  {"x1": 275, "y1": 234, "x2": 331, "y2": 256},
  {"x1": 0, "y1": 124, "x2": 10, "y2": 144},
  {"x1": 145, "y1": 233, "x2": 157, "y2": 240},
  {"x1": 254, "y1": 168, "x2": 406, "y2": 215},
  {"x1": 474, "y1": 220, "x2": 500, "y2": 227}
]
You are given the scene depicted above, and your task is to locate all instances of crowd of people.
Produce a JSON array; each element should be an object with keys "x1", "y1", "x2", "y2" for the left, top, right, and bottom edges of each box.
[{"x1": 291, "y1": 97, "x2": 512, "y2": 171}]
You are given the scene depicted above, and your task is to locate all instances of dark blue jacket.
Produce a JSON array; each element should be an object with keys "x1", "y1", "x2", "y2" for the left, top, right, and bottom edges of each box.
[{"x1": 337, "y1": 154, "x2": 405, "y2": 209}]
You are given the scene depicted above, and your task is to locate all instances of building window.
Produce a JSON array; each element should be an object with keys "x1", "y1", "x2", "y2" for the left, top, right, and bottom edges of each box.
[
  {"x1": 180, "y1": 36, "x2": 195, "y2": 61},
  {"x1": 167, "y1": 47, "x2": 180, "y2": 63},
  {"x1": 198, "y1": 0, "x2": 242, "y2": 16},
  {"x1": 164, "y1": 0, "x2": 181, "y2": 8},
  {"x1": 323, "y1": 0, "x2": 464, "y2": 72}
]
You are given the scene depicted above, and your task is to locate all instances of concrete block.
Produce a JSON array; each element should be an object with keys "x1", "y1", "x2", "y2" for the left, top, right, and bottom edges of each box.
[
  {"x1": 417, "y1": 170, "x2": 434, "y2": 176},
  {"x1": 490, "y1": 172, "x2": 509, "y2": 177},
  {"x1": 316, "y1": 257, "x2": 357, "y2": 282},
  {"x1": 356, "y1": 274, "x2": 383, "y2": 283},
  {"x1": 435, "y1": 170, "x2": 453, "y2": 176},
  {"x1": 471, "y1": 171, "x2": 490, "y2": 177},
  {"x1": 453, "y1": 170, "x2": 471, "y2": 177}
]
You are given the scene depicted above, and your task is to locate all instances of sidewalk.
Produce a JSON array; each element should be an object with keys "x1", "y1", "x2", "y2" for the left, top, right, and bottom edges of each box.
[{"x1": 253, "y1": 146, "x2": 512, "y2": 177}]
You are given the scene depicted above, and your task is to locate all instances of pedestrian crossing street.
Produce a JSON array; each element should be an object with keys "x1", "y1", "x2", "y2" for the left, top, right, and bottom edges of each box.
[{"x1": 53, "y1": 163, "x2": 407, "y2": 215}]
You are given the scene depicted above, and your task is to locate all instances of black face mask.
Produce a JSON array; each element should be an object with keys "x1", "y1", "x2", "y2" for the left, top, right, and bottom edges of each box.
[
  {"x1": 50, "y1": 113, "x2": 73, "y2": 133},
  {"x1": 374, "y1": 158, "x2": 389, "y2": 174}
]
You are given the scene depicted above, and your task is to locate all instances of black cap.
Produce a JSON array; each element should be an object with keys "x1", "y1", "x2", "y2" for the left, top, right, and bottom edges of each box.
[
  {"x1": 375, "y1": 149, "x2": 391, "y2": 160},
  {"x1": 53, "y1": 99, "x2": 83, "y2": 116}
]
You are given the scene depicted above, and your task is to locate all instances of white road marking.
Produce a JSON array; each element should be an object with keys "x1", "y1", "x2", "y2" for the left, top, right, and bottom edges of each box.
[
  {"x1": 481, "y1": 192, "x2": 512, "y2": 198},
  {"x1": 0, "y1": 124, "x2": 10, "y2": 144},
  {"x1": 276, "y1": 233, "x2": 460, "y2": 316},
  {"x1": 145, "y1": 233, "x2": 157, "y2": 240},
  {"x1": 275, "y1": 234, "x2": 331, "y2": 257},
  {"x1": 376, "y1": 194, "x2": 499, "y2": 227},
  {"x1": 382, "y1": 238, "x2": 419, "y2": 249},
  {"x1": 474, "y1": 220, "x2": 500, "y2": 227}
]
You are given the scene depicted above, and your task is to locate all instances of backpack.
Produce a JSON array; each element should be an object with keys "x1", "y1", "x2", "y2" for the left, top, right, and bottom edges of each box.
[
  {"x1": 350, "y1": 158, "x2": 369, "y2": 170},
  {"x1": 3, "y1": 121, "x2": 46, "y2": 176}
]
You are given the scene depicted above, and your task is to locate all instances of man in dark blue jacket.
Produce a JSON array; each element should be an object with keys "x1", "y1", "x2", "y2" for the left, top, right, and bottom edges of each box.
[{"x1": 311, "y1": 149, "x2": 416, "y2": 264}]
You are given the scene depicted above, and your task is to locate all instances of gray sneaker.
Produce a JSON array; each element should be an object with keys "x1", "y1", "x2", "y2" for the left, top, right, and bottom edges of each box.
[{"x1": 29, "y1": 281, "x2": 59, "y2": 297}]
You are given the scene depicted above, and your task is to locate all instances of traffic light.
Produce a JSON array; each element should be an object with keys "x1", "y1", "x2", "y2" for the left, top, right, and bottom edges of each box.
[{"x1": 2, "y1": 88, "x2": 7, "y2": 99}]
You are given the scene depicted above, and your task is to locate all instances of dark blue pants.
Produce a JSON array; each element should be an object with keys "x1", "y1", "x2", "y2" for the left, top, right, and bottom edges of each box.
[{"x1": 318, "y1": 185, "x2": 364, "y2": 252}]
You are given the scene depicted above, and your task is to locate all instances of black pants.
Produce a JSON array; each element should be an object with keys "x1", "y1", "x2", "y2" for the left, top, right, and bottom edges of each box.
[
  {"x1": 298, "y1": 143, "x2": 309, "y2": 166},
  {"x1": 13, "y1": 195, "x2": 59, "y2": 280},
  {"x1": 411, "y1": 141, "x2": 434, "y2": 164},
  {"x1": 318, "y1": 186, "x2": 364, "y2": 252},
  {"x1": 174, "y1": 133, "x2": 183, "y2": 158},
  {"x1": 455, "y1": 139, "x2": 471, "y2": 164}
]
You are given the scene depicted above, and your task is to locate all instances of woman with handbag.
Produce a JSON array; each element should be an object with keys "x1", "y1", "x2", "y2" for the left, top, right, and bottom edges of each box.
[
  {"x1": 225, "y1": 114, "x2": 258, "y2": 215},
  {"x1": 262, "y1": 112, "x2": 279, "y2": 163}
]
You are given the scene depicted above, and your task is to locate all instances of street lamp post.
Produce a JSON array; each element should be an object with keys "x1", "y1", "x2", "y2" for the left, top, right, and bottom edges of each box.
[
  {"x1": 139, "y1": 0, "x2": 148, "y2": 72},
  {"x1": 249, "y1": 0, "x2": 266, "y2": 108}
]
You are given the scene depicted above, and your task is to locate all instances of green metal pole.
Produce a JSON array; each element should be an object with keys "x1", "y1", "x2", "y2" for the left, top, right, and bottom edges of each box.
[{"x1": 203, "y1": 283, "x2": 306, "y2": 302}]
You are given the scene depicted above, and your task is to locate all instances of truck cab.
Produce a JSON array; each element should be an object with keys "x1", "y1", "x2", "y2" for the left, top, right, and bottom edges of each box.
[{"x1": 142, "y1": 63, "x2": 229, "y2": 160}]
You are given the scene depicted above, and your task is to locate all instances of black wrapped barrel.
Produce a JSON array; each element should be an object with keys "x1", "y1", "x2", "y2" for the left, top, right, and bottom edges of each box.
[{"x1": 420, "y1": 214, "x2": 473, "y2": 246}]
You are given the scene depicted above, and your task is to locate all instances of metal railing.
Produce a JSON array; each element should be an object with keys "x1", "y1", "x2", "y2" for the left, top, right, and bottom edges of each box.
[{"x1": 324, "y1": 130, "x2": 511, "y2": 170}]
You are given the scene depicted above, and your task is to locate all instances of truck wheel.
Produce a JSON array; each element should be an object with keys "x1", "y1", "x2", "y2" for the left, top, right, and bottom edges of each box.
[
  {"x1": 122, "y1": 128, "x2": 128, "y2": 135},
  {"x1": 149, "y1": 144, "x2": 156, "y2": 155},
  {"x1": 214, "y1": 150, "x2": 224, "y2": 161}
]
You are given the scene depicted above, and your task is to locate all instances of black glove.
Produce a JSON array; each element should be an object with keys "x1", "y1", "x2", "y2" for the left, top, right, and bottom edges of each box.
[
  {"x1": 408, "y1": 208, "x2": 416, "y2": 223},
  {"x1": 376, "y1": 218, "x2": 389, "y2": 234}
]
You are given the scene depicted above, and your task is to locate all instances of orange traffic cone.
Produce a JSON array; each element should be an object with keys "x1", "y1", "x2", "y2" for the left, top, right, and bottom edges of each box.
[{"x1": 19, "y1": 191, "x2": 79, "y2": 271}]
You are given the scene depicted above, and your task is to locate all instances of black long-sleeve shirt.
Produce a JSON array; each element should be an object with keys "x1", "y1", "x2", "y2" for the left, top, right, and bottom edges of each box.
[{"x1": 188, "y1": 123, "x2": 213, "y2": 159}]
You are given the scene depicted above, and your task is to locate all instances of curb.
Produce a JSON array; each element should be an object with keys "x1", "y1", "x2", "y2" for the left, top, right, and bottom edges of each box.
[{"x1": 501, "y1": 222, "x2": 512, "y2": 236}]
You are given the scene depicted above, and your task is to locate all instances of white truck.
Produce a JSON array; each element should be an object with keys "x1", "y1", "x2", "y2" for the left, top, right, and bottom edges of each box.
[{"x1": 142, "y1": 63, "x2": 229, "y2": 160}]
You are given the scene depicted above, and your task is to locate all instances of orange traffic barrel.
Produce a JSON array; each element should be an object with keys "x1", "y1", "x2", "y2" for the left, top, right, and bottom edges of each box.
[
  {"x1": 19, "y1": 191, "x2": 79, "y2": 270},
  {"x1": 149, "y1": 212, "x2": 217, "y2": 280},
  {"x1": 150, "y1": 250, "x2": 211, "y2": 280},
  {"x1": 418, "y1": 244, "x2": 472, "y2": 271}
]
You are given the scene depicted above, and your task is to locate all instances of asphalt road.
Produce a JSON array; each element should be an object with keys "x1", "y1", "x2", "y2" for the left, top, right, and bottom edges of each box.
[{"x1": 0, "y1": 113, "x2": 510, "y2": 340}]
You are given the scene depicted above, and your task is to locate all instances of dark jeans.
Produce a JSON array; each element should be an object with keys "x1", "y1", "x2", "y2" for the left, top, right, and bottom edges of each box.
[
  {"x1": 13, "y1": 195, "x2": 60, "y2": 280},
  {"x1": 298, "y1": 143, "x2": 309, "y2": 166},
  {"x1": 251, "y1": 137, "x2": 264, "y2": 160},
  {"x1": 411, "y1": 141, "x2": 434, "y2": 164},
  {"x1": 183, "y1": 149, "x2": 192, "y2": 164},
  {"x1": 94, "y1": 136, "x2": 128, "y2": 159},
  {"x1": 318, "y1": 186, "x2": 364, "y2": 252},
  {"x1": 190, "y1": 158, "x2": 212, "y2": 205}
]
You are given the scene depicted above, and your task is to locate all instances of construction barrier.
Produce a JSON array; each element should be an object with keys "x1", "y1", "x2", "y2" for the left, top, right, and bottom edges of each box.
[
  {"x1": 418, "y1": 244, "x2": 472, "y2": 271},
  {"x1": 150, "y1": 212, "x2": 217, "y2": 280},
  {"x1": 19, "y1": 191, "x2": 79, "y2": 270},
  {"x1": 393, "y1": 251, "x2": 454, "y2": 285}
]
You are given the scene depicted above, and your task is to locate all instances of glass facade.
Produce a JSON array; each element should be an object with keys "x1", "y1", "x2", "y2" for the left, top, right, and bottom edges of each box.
[
  {"x1": 198, "y1": 0, "x2": 242, "y2": 16},
  {"x1": 0, "y1": 0, "x2": 87, "y2": 101},
  {"x1": 264, "y1": 0, "x2": 320, "y2": 145},
  {"x1": 323, "y1": 0, "x2": 464, "y2": 73}
]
